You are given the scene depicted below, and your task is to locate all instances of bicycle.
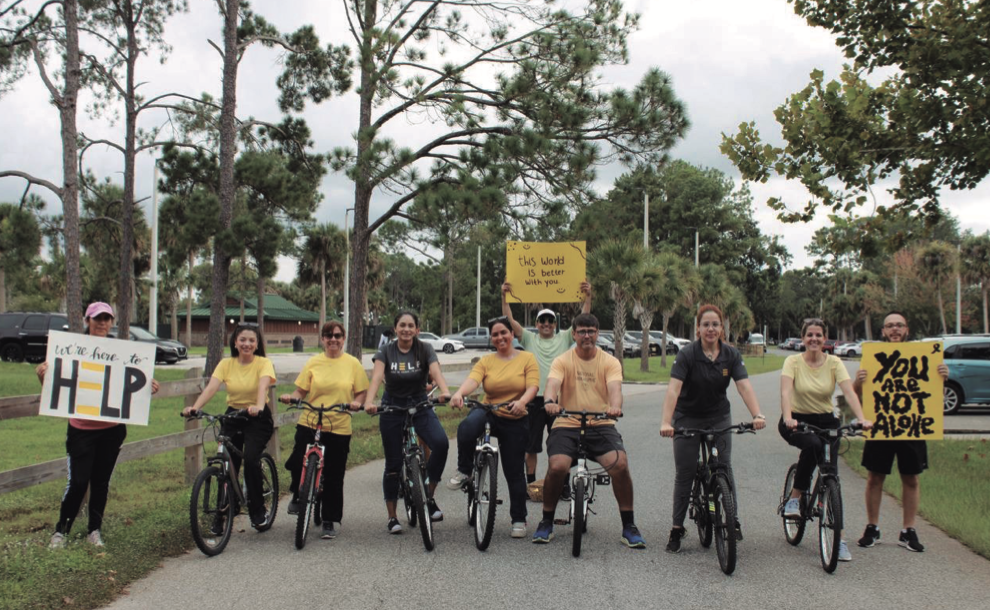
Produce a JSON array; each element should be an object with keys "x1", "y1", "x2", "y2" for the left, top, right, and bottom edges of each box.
[
  {"x1": 284, "y1": 399, "x2": 354, "y2": 550},
  {"x1": 779, "y1": 422, "x2": 864, "y2": 573},
  {"x1": 552, "y1": 409, "x2": 618, "y2": 558},
  {"x1": 182, "y1": 410, "x2": 279, "y2": 557},
  {"x1": 376, "y1": 397, "x2": 444, "y2": 552},
  {"x1": 675, "y1": 422, "x2": 755, "y2": 575},
  {"x1": 453, "y1": 399, "x2": 513, "y2": 551}
]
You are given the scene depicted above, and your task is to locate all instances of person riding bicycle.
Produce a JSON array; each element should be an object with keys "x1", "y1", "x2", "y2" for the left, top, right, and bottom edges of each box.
[
  {"x1": 659, "y1": 304, "x2": 766, "y2": 553},
  {"x1": 38, "y1": 302, "x2": 160, "y2": 549},
  {"x1": 501, "y1": 280, "x2": 592, "y2": 492},
  {"x1": 364, "y1": 310, "x2": 452, "y2": 534},
  {"x1": 278, "y1": 321, "x2": 368, "y2": 540},
  {"x1": 779, "y1": 318, "x2": 872, "y2": 562},
  {"x1": 534, "y1": 313, "x2": 645, "y2": 549},
  {"x1": 446, "y1": 315, "x2": 539, "y2": 539},
  {"x1": 183, "y1": 323, "x2": 276, "y2": 529},
  {"x1": 852, "y1": 311, "x2": 948, "y2": 553}
]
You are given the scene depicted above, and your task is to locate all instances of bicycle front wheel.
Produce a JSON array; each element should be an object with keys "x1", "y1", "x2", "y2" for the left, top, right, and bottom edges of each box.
[
  {"x1": 690, "y1": 475, "x2": 712, "y2": 548},
  {"x1": 571, "y1": 477, "x2": 587, "y2": 558},
  {"x1": 401, "y1": 467, "x2": 417, "y2": 527},
  {"x1": 253, "y1": 453, "x2": 278, "y2": 532},
  {"x1": 474, "y1": 452, "x2": 498, "y2": 551},
  {"x1": 713, "y1": 473, "x2": 737, "y2": 575},
  {"x1": 782, "y1": 463, "x2": 806, "y2": 545},
  {"x1": 295, "y1": 453, "x2": 319, "y2": 550},
  {"x1": 190, "y1": 466, "x2": 233, "y2": 557},
  {"x1": 819, "y1": 478, "x2": 843, "y2": 573},
  {"x1": 407, "y1": 455, "x2": 434, "y2": 551}
]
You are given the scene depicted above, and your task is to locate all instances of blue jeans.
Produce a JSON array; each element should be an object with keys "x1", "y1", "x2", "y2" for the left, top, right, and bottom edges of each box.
[
  {"x1": 379, "y1": 393, "x2": 449, "y2": 501},
  {"x1": 456, "y1": 409, "x2": 529, "y2": 523}
]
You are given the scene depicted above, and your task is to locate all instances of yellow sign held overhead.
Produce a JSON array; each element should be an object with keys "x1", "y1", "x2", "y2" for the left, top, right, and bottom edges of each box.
[
  {"x1": 505, "y1": 241, "x2": 586, "y2": 304},
  {"x1": 861, "y1": 341, "x2": 944, "y2": 440}
]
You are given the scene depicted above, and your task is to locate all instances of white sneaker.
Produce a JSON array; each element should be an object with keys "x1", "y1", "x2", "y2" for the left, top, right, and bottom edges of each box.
[
  {"x1": 783, "y1": 497, "x2": 801, "y2": 518},
  {"x1": 86, "y1": 530, "x2": 104, "y2": 547},
  {"x1": 838, "y1": 539, "x2": 852, "y2": 562},
  {"x1": 446, "y1": 471, "x2": 470, "y2": 490},
  {"x1": 511, "y1": 522, "x2": 527, "y2": 538},
  {"x1": 49, "y1": 532, "x2": 65, "y2": 549}
]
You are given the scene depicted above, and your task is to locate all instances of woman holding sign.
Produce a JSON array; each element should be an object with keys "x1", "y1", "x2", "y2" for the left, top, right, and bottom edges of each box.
[
  {"x1": 183, "y1": 323, "x2": 276, "y2": 530},
  {"x1": 36, "y1": 302, "x2": 160, "y2": 549},
  {"x1": 779, "y1": 318, "x2": 872, "y2": 562}
]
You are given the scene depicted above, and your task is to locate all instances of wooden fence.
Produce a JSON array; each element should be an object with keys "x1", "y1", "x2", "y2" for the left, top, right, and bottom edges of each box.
[{"x1": 0, "y1": 362, "x2": 474, "y2": 495}]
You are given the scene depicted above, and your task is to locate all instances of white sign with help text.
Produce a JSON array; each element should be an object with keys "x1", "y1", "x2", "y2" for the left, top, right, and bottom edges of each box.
[{"x1": 39, "y1": 331, "x2": 157, "y2": 426}]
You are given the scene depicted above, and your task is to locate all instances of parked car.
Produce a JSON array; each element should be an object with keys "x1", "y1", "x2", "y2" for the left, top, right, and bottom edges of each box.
[
  {"x1": 649, "y1": 330, "x2": 689, "y2": 351},
  {"x1": 747, "y1": 333, "x2": 766, "y2": 347},
  {"x1": 443, "y1": 327, "x2": 490, "y2": 349},
  {"x1": 418, "y1": 332, "x2": 465, "y2": 354},
  {"x1": 941, "y1": 336, "x2": 990, "y2": 415},
  {"x1": 596, "y1": 336, "x2": 616, "y2": 355},
  {"x1": 109, "y1": 326, "x2": 188, "y2": 364},
  {"x1": 0, "y1": 311, "x2": 69, "y2": 363},
  {"x1": 835, "y1": 341, "x2": 864, "y2": 357},
  {"x1": 626, "y1": 330, "x2": 663, "y2": 355},
  {"x1": 822, "y1": 339, "x2": 838, "y2": 354},
  {"x1": 780, "y1": 337, "x2": 802, "y2": 350}
]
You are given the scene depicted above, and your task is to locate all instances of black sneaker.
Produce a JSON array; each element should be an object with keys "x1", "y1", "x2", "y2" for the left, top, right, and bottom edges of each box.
[
  {"x1": 899, "y1": 528, "x2": 924, "y2": 552},
  {"x1": 250, "y1": 511, "x2": 267, "y2": 529},
  {"x1": 428, "y1": 498, "x2": 443, "y2": 522},
  {"x1": 287, "y1": 497, "x2": 300, "y2": 515},
  {"x1": 321, "y1": 522, "x2": 337, "y2": 539},
  {"x1": 666, "y1": 527, "x2": 685, "y2": 553},
  {"x1": 858, "y1": 524, "x2": 881, "y2": 548},
  {"x1": 387, "y1": 518, "x2": 403, "y2": 534}
]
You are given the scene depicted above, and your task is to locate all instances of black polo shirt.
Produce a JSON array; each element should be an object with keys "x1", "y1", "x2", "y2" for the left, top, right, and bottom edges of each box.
[{"x1": 669, "y1": 340, "x2": 748, "y2": 418}]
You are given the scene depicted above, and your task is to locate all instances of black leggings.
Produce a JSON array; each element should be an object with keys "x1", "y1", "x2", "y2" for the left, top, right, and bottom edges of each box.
[
  {"x1": 56, "y1": 423, "x2": 127, "y2": 535},
  {"x1": 778, "y1": 412, "x2": 840, "y2": 491},
  {"x1": 221, "y1": 407, "x2": 274, "y2": 519},
  {"x1": 286, "y1": 425, "x2": 351, "y2": 524}
]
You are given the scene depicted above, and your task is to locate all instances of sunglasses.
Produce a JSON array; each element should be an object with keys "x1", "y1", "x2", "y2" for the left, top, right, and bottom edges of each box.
[
  {"x1": 537, "y1": 317, "x2": 556, "y2": 324},
  {"x1": 323, "y1": 332, "x2": 345, "y2": 339},
  {"x1": 487, "y1": 316, "x2": 510, "y2": 327}
]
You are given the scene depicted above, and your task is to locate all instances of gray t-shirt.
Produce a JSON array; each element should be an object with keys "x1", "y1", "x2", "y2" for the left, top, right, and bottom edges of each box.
[
  {"x1": 521, "y1": 328, "x2": 575, "y2": 394},
  {"x1": 373, "y1": 340, "x2": 439, "y2": 399}
]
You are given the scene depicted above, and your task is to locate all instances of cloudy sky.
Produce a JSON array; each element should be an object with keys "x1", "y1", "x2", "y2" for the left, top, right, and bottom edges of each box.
[{"x1": 2, "y1": 0, "x2": 987, "y2": 281}]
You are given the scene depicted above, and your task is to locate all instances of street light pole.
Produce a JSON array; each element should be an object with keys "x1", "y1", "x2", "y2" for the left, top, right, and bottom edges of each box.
[{"x1": 344, "y1": 207, "x2": 354, "y2": 329}]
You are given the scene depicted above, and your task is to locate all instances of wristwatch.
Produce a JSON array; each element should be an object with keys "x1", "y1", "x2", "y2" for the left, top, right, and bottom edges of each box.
[{"x1": 753, "y1": 414, "x2": 766, "y2": 420}]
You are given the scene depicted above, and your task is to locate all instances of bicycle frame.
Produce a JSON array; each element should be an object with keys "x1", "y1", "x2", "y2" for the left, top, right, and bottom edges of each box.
[{"x1": 553, "y1": 410, "x2": 615, "y2": 524}]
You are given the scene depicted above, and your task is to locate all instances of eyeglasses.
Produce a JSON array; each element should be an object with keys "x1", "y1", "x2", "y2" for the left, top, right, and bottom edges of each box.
[
  {"x1": 323, "y1": 333, "x2": 345, "y2": 339},
  {"x1": 575, "y1": 328, "x2": 598, "y2": 337},
  {"x1": 537, "y1": 317, "x2": 556, "y2": 324},
  {"x1": 883, "y1": 323, "x2": 907, "y2": 330},
  {"x1": 803, "y1": 318, "x2": 824, "y2": 326}
]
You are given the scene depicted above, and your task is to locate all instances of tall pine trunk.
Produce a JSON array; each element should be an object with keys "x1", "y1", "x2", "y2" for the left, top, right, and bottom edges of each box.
[{"x1": 61, "y1": 0, "x2": 84, "y2": 331}]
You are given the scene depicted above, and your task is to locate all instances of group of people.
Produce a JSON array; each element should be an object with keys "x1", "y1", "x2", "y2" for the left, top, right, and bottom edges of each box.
[{"x1": 40, "y1": 295, "x2": 942, "y2": 558}]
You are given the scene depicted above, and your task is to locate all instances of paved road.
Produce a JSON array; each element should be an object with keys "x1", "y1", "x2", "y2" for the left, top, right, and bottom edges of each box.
[{"x1": 107, "y1": 368, "x2": 989, "y2": 610}]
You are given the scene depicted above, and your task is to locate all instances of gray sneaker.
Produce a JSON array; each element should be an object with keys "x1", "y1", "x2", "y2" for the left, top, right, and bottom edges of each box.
[
  {"x1": 321, "y1": 522, "x2": 337, "y2": 539},
  {"x1": 838, "y1": 539, "x2": 852, "y2": 562},
  {"x1": 49, "y1": 532, "x2": 66, "y2": 549},
  {"x1": 86, "y1": 530, "x2": 104, "y2": 547}
]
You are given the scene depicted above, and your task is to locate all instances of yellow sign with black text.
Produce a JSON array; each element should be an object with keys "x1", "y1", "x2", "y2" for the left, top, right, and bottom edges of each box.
[
  {"x1": 861, "y1": 341, "x2": 944, "y2": 440},
  {"x1": 504, "y1": 241, "x2": 586, "y2": 304}
]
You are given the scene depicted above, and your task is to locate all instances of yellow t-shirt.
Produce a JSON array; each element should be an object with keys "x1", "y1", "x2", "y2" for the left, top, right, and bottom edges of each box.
[
  {"x1": 782, "y1": 354, "x2": 850, "y2": 415},
  {"x1": 293, "y1": 352, "x2": 370, "y2": 435},
  {"x1": 548, "y1": 349, "x2": 623, "y2": 429},
  {"x1": 212, "y1": 356, "x2": 277, "y2": 409},
  {"x1": 467, "y1": 351, "x2": 540, "y2": 420}
]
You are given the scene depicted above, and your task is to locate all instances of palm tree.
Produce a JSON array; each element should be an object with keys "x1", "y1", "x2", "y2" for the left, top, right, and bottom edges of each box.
[
  {"x1": 722, "y1": 285, "x2": 753, "y2": 343},
  {"x1": 652, "y1": 251, "x2": 693, "y2": 368},
  {"x1": 588, "y1": 239, "x2": 648, "y2": 373},
  {"x1": 629, "y1": 253, "x2": 663, "y2": 373},
  {"x1": 961, "y1": 233, "x2": 990, "y2": 333},
  {"x1": 298, "y1": 223, "x2": 346, "y2": 329},
  {"x1": 916, "y1": 241, "x2": 958, "y2": 334}
]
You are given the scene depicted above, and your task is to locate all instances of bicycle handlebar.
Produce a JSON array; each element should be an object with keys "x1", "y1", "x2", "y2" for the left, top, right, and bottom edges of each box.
[
  {"x1": 285, "y1": 398, "x2": 359, "y2": 414},
  {"x1": 180, "y1": 409, "x2": 250, "y2": 422},
  {"x1": 373, "y1": 397, "x2": 446, "y2": 416},
  {"x1": 793, "y1": 422, "x2": 864, "y2": 437},
  {"x1": 674, "y1": 422, "x2": 756, "y2": 438},
  {"x1": 555, "y1": 408, "x2": 620, "y2": 421}
]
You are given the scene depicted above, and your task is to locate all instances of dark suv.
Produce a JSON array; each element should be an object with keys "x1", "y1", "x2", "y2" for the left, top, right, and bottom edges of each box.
[
  {"x1": 0, "y1": 312, "x2": 70, "y2": 363},
  {"x1": 110, "y1": 326, "x2": 188, "y2": 364}
]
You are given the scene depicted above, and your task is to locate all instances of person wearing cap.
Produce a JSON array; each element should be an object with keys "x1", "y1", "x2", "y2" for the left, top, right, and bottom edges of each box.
[
  {"x1": 501, "y1": 280, "x2": 592, "y2": 489},
  {"x1": 36, "y1": 302, "x2": 160, "y2": 549}
]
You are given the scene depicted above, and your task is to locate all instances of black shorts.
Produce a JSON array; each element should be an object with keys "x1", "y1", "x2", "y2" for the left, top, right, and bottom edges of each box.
[
  {"x1": 526, "y1": 396, "x2": 554, "y2": 454},
  {"x1": 861, "y1": 439, "x2": 928, "y2": 476},
  {"x1": 546, "y1": 425, "x2": 625, "y2": 461}
]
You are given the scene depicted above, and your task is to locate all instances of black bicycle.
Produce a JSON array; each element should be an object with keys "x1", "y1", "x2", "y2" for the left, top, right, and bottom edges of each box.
[
  {"x1": 676, "y1": 422, "x2": 755, "y2": 575},
  {"x1": 284, "y1": 399, "x2": 355, "y2": 550},
  {"x1": 779, "y1": 422, "x2": 863, "y2": 573},
  {"x1": 377, "y1": 398, "x2": 444, "y2": 551},
  {"x1": 454, "y1": 399, "x2": 513, "y2": 551},
  {"x1": 553, "y1": 409, "x2": 618, "y2": 558},
  {"x1": 183, "y1": 410, "x2": 279, "y2": 556}
]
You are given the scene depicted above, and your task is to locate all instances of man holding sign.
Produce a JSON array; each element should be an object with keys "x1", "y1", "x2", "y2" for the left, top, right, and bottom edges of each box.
[
  {"x1": 853, "y1": 311, "x2": 948, "y2": 553},
  {"x1": 502, "y1": 280, "x2": 592, "y2": 490}
]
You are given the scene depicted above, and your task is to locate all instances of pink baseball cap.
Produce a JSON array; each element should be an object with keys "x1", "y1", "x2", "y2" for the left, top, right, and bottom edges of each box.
[{"x1": 85, "y1": 302, "x2": 115, "y2": 319}]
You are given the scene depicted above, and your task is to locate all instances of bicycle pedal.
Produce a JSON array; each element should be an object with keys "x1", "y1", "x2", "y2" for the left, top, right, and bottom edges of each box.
[
  {"x1": 595, "y1": 474, "x2": 611, "y2": 485},
  {"x1": 495, "y1": 499, "x2": 503, "y2": 505},
  {"x1": 553, "y1": 518, "x2": 570, "y2": 526}
]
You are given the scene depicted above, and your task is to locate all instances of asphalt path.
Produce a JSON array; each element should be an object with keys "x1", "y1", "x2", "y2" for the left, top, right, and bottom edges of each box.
[{"x1": 107, "y1": 367, "x2": 990, "y2": 610}]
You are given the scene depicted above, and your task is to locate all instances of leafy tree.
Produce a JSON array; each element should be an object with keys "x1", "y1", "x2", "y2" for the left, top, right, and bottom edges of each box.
[
  {"x1": 588, "y1": 239, "x2": 650, "y2": 373},
  {"x1": 915, "y1": 241, "x2": 958, "y2": 335},
  {"x1": 720, "y1": 0, "x2": 990, "y2": 229},
  {"x1": 961, "y1": 232, "x2": 990, "y2": 333},
  {"x1": 628, "y1": 251, "x2": 662, "y2": 373},
  {"x1": 278, "y1": 0, "x2": 689, "y2": 356},
  {"x1": 0, "y1": 197, "x2": 43, "y2": 311},
  {"x1": 297, "y1": 222, "x2": 346, "y2": 329},
  {"x1": 652, "y1": 251, "x2": 695, "y2": 367}
]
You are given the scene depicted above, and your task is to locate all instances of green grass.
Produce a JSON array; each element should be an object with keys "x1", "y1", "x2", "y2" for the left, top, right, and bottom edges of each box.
[
  {"x1": 0, "y1": 361, "x2": 466, "y2": 610},
  {"x1": 843, "y1": 438, "x2": 990, "y2": 559},
  {"x1": 183, "y1": 346, "x2": 378, "y2": 356},
  {"x1": 621, "y1": 353, "x2": 786, "y2": 383}
]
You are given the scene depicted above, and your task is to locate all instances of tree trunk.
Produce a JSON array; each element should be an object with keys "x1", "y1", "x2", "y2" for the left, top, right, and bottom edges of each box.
[
  {"x1": 636, "y1": 304, "x2": 652, "y2": 373},
  {"x1": 661, "y1": 313, "x2": 671, "y2": 369},
  {"x1": 116, "y1": 9, "x2": 139, "y2": 339},
  {"x1": 185, "y1": 251, "x2": 193, "y2": 347},
  {"x1": 239, "y1": 253, "x2": 246, "y2": 322},
  {"x1": 256, "y1": 275, "x2": 265, "y2": 334},
  {"x1": 62, "y1": 0, "x2": 84, "y2": 332},
  {"x1": 983, "y1": 284, "x2": 988, "y2": 334},
  {"x1": 611, "y1": 284, "x2": 626, "y2": 375},
  {"x1": 205, "y1": 0, "x2": 241, "y2": 375},
  {"x1": 937, "y1": 283, "x2": 947, "y2": 335},
  {"x1": 864, "y1": 312, "x2": 873, "y2": 341},
  {"x1": 319, "y1": 257, "x2": 327, "y2": 329},
  {"x1": 0, "y1": 268, "x2": 5, "y2": 312}
]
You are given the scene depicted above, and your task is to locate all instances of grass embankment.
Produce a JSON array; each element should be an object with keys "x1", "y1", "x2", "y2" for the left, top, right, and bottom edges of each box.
[
  {"x1": 843, "y1": 439, "x2": 990, "y2": 560},
  {"x1": 622, "y1": 353, "x2": 787, "y2": 383},
  {"x1": 0, "y1": 361, "x2": 465, "y2": 610}
]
